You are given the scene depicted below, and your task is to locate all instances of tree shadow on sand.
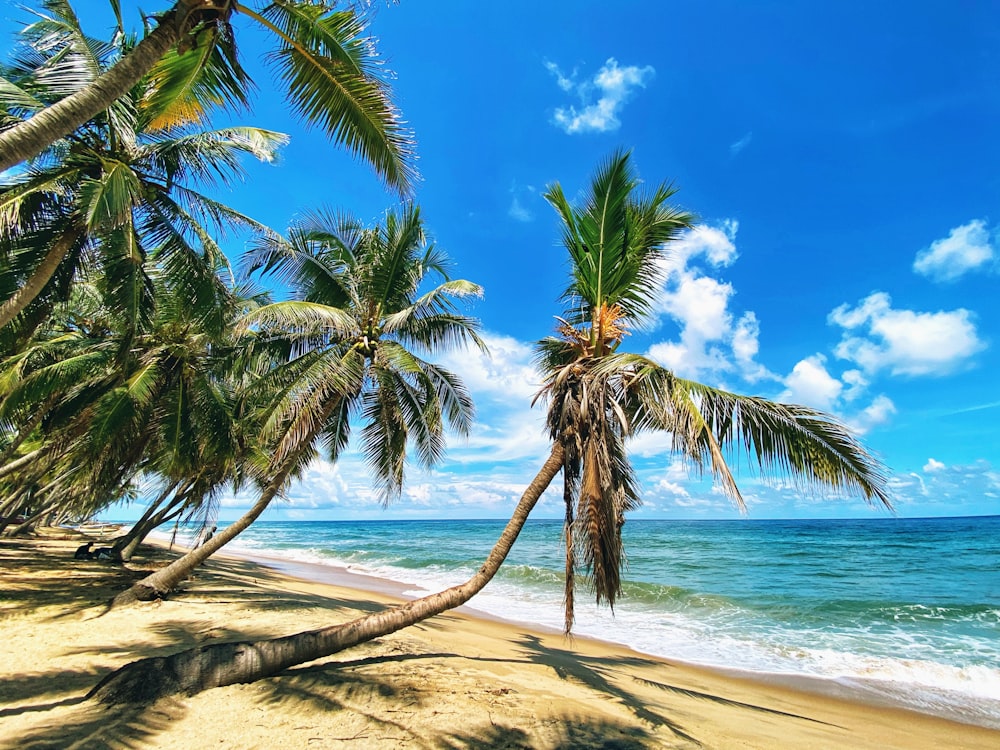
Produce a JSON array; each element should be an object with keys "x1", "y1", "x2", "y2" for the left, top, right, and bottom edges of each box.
[
  {"x1": 439, "y1": 717, "x2": 656, "y2": 750},
  {"x1": 250, "y1": 648, "x2": 679, "y2": 748},
  {"x1": 514, "y1": 634, "x2": 841, "y2": 744},
  {"x1": 9, "y1": 697, "x2": 187, "y2": 750}
]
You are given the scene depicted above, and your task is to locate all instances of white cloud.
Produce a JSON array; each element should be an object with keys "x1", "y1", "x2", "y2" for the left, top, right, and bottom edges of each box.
[
  {"x1": 888, "y1": 460, "x2": 1000, "y2": 516},
  {"x1": 508, "y1": 196, "x2": 532, "y2": 222},
  {"x1": 662, "y1": 221, "x2": 739, "y2": 271},
  {"x1": 647, "y1": 222, "x2": 776, "y2": 384},
  {"x1": 830, "y1": 292, "x2": 985, "y2": 376},
  {"x1": 660, "y1": 274, "x2": 734, "y2": 340},
  {"x1": 543, "y1": 60, "x2": 574, "y2": 92},
  {"x1": 730, "y1": 131, "x2": 753, "y2": 156},
  {"x1": 913, "y1": 219, "x2": 995, "y2": 282},
  {"x1": 508, "y1": 182, "x2": 535, "y2": 222},
  {"x1": 547, "y1": 58, "x2": 655, "y2": 134},
  {"x1": 848, "y1": 394, "x2": 896, "y2": 434},
  {"x1": 780, "y1": 355, "x2": 843, "y2": 411},
  {"x1": 777, "y1": 355, "x2": 894, "y2": 433},
  {"x1": 437, "y1": 332, "x2": 541, "y2": 405}
]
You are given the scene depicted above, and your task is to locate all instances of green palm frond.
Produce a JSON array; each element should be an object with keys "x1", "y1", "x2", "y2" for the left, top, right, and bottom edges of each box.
[
  {"x1": 79, "y1": 159, "x2": 141, "y2": 229},
  {"x1": 415, "y1": 360, "x2": 476, "y2": 438},
  {"x1": 359, "y1": 369, "x2": 409, "y2": 503},
  {"x1": 155, "y1": 184, "x2": 273, "y2": 240},
  {"x1": 0, "y1": 75, "x2": 46, "y2": 121},
  {"x1": 0, "y1": 164, "x2": 80, "y2": 234},
  {"x1": 248, "y1": 0, "x2": 416, "y2": 193},
  {"x1": 544, "y1": 149, "x2": 694, "y2": 330},
  {"x1": 139, "y1": 26, "x2": 251, "y2": 130},
  {"x1": 604, "y1": 355, "x2": 892, "y2": 509},
  {"x1": 95, "y1": 222, "x2": 155, "y2": 332},
  {"x1": 240, "y1": 300, "x2": 359, "y2": 341},
  {"x1": 141, "y1": 127, "x2": 289, "y2": 187},
  {"x1": 270, "y1": 350, "x2": 363, "y2": 466},
  {"x1": 241, "y1": 214, "x2": 358, "y2": 307}
]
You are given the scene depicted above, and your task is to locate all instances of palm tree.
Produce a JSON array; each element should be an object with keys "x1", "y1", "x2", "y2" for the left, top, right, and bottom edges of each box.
[
  {"x1": 0, "y1": 3, "x2": 286, "y2": 332},
  {"x1": 113, "y1": 203, "x2": 485, "y2": 604},
  {"x1": 536, "y1": 150, "x2": 890, "y2": 631},
  {"x1": 87, "y1": 154, "x2": 891, "y2": 705},
  {"x1": 0, "y1": 0, "x2": 414, "y2": 189}
]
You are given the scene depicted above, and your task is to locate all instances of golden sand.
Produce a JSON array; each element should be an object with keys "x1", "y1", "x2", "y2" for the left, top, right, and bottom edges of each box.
[{"x1": 2, "y1": 531, "x2": 997, "y2": 749}]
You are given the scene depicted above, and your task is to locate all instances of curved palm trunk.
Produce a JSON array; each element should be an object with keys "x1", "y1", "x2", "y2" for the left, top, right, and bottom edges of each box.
[
  {"x1": 113, "y1": 469, "x2": 290, "y2": 605},
  {"x1": 118, "y1": 504, "x2": 187, "y2": 561},
  {"x1": 0, "y1": 3, "x2": 197, "y2": 172},
  {"x1": 5, "y1": 501, "x2": 59, "y2": 536},
  {"x1": 112, "y1": 481, "x2": 187, "y2": 561},
  {"x1": 0, "y1": 227, "x2": 82, "y2": 328},
  {"x1": 90, "y1": 444, "x2": 564, "y2": 705},
  {"x1": 0, "y1": 449, "x2": 43, "y2": 480}
]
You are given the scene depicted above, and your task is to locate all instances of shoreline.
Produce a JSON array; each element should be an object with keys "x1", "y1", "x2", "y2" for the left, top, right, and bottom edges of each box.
[
  {"x1": 3, "y1": 531, "x2": 998, "y2": 749},
  {"x1": 209, "y1": 537, "x2": 1000, "y2": 731}
]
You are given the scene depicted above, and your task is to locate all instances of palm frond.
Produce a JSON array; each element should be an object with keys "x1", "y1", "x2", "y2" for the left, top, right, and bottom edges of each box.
[
  {"x1": 239, "y1": 300, "x2": 359, "y2": 340},
  {"x1": 618, "y1": 358, "x2": 891, "y2": 509},
  {"x1": 248, "y1": 0, "x2": 416, "y2": 193},
  {"x1": 79, "y1": 159, "x2": 141, "y2": 230},
  {"x1": 139, "y1": 26, "x2": 251, "y2": 130}
]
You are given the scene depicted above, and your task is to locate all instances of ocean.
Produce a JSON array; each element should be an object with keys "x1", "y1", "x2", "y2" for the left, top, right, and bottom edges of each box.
[{"x1": 181, "y1": 515, "x2": 1000, "y2": 728}]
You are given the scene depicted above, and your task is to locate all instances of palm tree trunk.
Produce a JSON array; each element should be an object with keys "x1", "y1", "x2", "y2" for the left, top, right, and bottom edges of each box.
[
  {"x1": 112, "y1": 466, "x2": 293, "y2": 605},
  {"x1": 112, "y1": 480, "x2": 186, "y2": 561},
  {"x1": 5, "y1": 501, "x2": 59, "y2": 536},
  {"x1": 90, "y1": 444, "x2": 564, "y2": 705},
  {"x1": 0, "y1": 395, "x2": 58, "y2": 465},
  {"x1": 119, "y1": 503, "x2": 188, "y2": 562},
  {"x1": 0, "y1": 449, "x2": 43, "y2": 480},
  {"x1": 0, "y1": 227, "x2": 82, "y2": 328},
  {"x1": 0, "y1": 491, "x2": 29, "y2": 533},
  {"x1": 0, "y1": 3, "x2": 196, "y2": 172}
]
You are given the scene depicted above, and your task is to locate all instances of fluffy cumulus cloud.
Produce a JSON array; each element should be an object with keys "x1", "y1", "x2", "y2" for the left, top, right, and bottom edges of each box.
[
  {"x1": 913, "y1": 219, "x2": 995, "y2": 282},
  {"x1": 923, "y1": 458, "x2": 946, "y2": 473},
  {"x1": 847, "y1": 394, "x2": 897, "y2": 434},
  {"x1": 433, "y1": 332, "x2": 550, "y2": 463},
  {"x1": 437, "y1": 332, "x2": 541, "y2": 405},
  {"x1": 646, "y1": 221, "x2": 775, "y2": 383},
  {"x1": 829, "y1": 292, "x2": 985, "y2": 376},
  {"x1": 777, "y1": 354, "x2": 894, "y2": 434},
  {"x1": 780, "y1": 355, "x2": 843, "y2": 411},
  {"x1": 545, "y1": 58, "x2": 654, "y2": 134}
]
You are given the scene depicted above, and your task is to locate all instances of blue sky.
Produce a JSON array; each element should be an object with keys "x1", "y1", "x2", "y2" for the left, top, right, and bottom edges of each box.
[{"x1": 4, "y1": 1, "x2": 999, "y2": 521}]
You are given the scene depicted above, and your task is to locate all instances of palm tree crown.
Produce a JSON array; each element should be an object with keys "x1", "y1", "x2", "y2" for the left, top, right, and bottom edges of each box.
[{"x1": 243, "y1": 203, "x2": 485, "y2": 501}]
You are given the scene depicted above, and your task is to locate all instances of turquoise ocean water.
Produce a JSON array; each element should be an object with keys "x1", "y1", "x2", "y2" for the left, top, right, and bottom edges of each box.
[{"x1": 190, "y1": 515, "x2": 999, "y2": 728}]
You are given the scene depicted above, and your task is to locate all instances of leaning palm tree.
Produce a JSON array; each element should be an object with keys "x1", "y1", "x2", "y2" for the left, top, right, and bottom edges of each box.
[
  {"x1": 113, "y1": 203, "x2": 484, "y2": 604},
  {"x1": 88, "y1": 154, "x2": 890, "y2": 706},
  {"x1": 0, "y1": 0, "x2": 414, "y2": 188},
  {"x1": 536, "y1": 150, "x2": 890, "y2": 631}
]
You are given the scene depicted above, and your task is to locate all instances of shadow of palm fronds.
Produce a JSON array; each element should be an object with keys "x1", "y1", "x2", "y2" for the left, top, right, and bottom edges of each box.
[{"x1": 9, "y1": 698, "x2": 184, "y2": 750}]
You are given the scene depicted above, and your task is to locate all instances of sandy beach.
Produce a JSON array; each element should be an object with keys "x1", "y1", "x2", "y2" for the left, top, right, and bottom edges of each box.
[{"x1": 2, "y1": 531, "x2": 997, "y2": 750}]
